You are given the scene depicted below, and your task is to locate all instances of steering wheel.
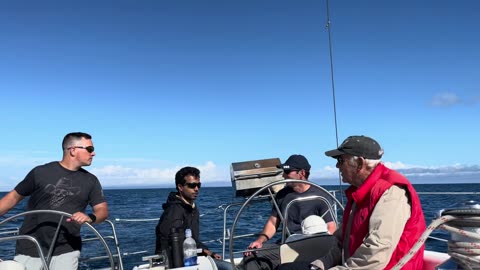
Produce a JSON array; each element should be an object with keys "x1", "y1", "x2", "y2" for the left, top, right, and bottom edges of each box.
[{"x1": 227, "y1": 179, "x2": 344, "y2": 269}]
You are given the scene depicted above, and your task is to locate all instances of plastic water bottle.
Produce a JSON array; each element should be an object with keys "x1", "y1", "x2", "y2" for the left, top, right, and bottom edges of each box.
[{"x1": 183, "y1": 229, "x2": 197, "y2": 266}]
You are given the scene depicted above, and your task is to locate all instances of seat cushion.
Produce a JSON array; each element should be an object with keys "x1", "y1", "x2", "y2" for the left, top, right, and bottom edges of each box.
[{"x1": 280, "y1": 234, "x2": 337, "y2": 263}]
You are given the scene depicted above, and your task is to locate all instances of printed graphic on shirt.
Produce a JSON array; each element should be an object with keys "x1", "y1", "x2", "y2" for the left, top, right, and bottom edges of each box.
[{"x1": 44, "y1": 177, "x2": 81, "y2": 208}]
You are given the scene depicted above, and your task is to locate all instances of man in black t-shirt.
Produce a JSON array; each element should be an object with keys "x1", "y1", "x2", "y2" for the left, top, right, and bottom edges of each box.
[
  {"x1": 273, "y1": 185, "x2": 335, "y2": 235},
  {"x1": 242, "y1": 154, "x2": 337, "y2": 270},
  {"x1": 0, "y1": 132, "x2": 108, "y2": 270}
]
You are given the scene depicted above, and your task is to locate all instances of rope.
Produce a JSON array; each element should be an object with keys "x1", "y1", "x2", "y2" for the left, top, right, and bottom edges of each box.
[
  {"x1": 441, "y1": 222, "x2": 480, "y2": 270},
  {"x1": 391, "y1": 215, "x2": 480, "y2": 270}
]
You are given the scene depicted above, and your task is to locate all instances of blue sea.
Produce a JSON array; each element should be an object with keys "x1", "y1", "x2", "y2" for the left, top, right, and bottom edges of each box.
[{"x1": 1, "y1": 183, "x2": 479, "y2": 270}]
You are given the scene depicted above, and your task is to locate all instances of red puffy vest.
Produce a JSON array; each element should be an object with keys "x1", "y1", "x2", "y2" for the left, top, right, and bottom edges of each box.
[{"x1": 342, "y1": 164, "x2": 426, "y2": 270}]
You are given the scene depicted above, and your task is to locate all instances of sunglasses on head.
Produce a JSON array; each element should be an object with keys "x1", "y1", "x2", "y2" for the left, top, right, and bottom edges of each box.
[
  {"x1": 68, "y1": 146, "x2": 95, "y2": 153},
  {"x1": 184, "y1": 182, "x2": 201, "y2": 189}
]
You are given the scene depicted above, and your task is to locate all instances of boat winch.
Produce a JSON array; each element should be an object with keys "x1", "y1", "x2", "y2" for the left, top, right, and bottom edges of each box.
[{"x1": 435, "y1": 200, "x2": 480, "y2": 270}]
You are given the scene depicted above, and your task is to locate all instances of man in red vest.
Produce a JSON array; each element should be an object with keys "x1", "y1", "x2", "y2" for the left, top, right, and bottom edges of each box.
[{"x1": 279, "y1": 135, "x2": 426, "y2": 270}]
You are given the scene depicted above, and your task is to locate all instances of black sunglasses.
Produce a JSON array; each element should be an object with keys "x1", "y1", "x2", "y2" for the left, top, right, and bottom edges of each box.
[
  {"x1": 283, "y1": 169, "x2": 300, "y2": 175},
  {"x1": 69, "y1": 146, "x2": 95, "y2": 153},
  {"x1": 336, "y1": 157, "x2": 346, "y2": 165},
  {"x1": 184, "y1": 182, "x2": 201, "y2": 189}
]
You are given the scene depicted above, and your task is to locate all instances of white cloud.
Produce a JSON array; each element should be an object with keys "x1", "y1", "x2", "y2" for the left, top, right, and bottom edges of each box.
[
  {"x1": 91, "y1": 161, "x2": 230, "y2": 187},
  {"x1": 383, "y1": 161, "x2": 411, "y2": 170},
  {"x1": 430, "y1": 92, "x2": 480, "y2": 107},
  {"x1": 430, "y1": 92, "x2": 461, "y2": 107},
  {"x1": 311, "y1": 161, "x2": 480, "y2": 180},
  {"x1": 1, "y1": 157, "x2": 479, "y2": 191},
  {"x1": 311, "y1": 165, "x2": 341, "y2": 179},
  {"x1": 310, "y1": 161, "x2": 416, "y2": 179},
  {"x1": 395, "y1": 163, "x2": 480, "y2": 177}
]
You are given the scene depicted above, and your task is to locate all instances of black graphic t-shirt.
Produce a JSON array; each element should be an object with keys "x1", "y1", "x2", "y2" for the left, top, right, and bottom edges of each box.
[
  {"x1": 14, "y1": 161, "x2": 106, "y2": 257},
  {"x1": 271, "y1": 185, "x2": 335, "y2": 234}
]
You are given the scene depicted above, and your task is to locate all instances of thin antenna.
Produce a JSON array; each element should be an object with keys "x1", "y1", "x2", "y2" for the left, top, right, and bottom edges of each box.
[{"x1": 325, "y1": 0, "x2": 344, "y2": 205}]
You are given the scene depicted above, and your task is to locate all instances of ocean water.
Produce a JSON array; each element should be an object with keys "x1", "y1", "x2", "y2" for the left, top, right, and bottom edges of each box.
[{"x1": 1, "y1": 183, "x2": 479, "y2": 269}]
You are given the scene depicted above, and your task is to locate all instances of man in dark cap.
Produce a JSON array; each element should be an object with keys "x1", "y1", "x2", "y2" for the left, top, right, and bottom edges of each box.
[
  {"x1": 242, "y1": 154, "x2": 336, "y2": 270},
  {"x1": 304, "y1": 135, "x2": 425, "y2": 270}
]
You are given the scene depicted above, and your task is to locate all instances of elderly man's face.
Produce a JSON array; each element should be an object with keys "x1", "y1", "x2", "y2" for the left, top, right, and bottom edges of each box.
[{"x1": 336, "y1": 155, "x2": 360, "y2": 186}]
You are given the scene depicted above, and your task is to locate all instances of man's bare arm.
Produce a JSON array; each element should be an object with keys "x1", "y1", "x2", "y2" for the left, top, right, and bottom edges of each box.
[
  {"x1": 0, "y1": 190, "x2": 24, "y2": 216},
  {"x1": 91, "y1": 202, "x2": 109, "y2": 224}
]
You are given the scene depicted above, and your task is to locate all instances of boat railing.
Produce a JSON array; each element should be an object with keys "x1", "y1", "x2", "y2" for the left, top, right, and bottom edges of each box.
[
  {"x1": 80, "y1": 219, "x2": 124, "y2": 270},
  {"x1": 221, "y1": 195, "x2": 271, "y2": 258},
  {"x1": 0, "y1": 210, "x2": 116, "y2": 270},
  {"x1": 218, "y1": 187, "x2": 340, "y2": 260},
  {"x1": 281, "y1": 195, "x2": 338, "y2": 243},
  {"x1": 70, "y1": 190, "x2": 480, "y2": 269},
  {"x1": 417, "y1": 192, "x2": 480, "y2": 195},
  {"x1": 0, "y1": 226, "x2": 19, "y2": 236},
  {"x1": 0, "y1": 234, "x2": 49, "y2": 269},
  {"x1": 227, "y1": 179, "x2": 344, "y2": 269},
  {"x1": 418, "y1": 191, "x2": 480, "y2": 245}
]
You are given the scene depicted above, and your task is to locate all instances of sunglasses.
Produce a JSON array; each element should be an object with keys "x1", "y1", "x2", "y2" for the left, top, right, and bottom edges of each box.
[
  {"x1": 283, "y1": 169, "x2": 300, "y2": 175},
  {"x1": 184, "y1": 182, "x2": 201, "y2": 189},
  {"x1": 336, "y1": 157, "x2": 345, "y2": 165},
  {"x1": 68, "y1": 146, "x2": 95, "y2": 153}
]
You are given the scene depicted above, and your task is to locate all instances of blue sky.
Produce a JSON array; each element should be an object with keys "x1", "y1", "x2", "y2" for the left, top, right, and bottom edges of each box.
[{"x1": 1, "y1": 0, "x2": 479, "y2": 190}]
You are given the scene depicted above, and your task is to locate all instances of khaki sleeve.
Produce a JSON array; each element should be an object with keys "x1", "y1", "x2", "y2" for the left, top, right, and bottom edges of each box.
[{"x1": 328, "y1": 185, "x2": 411, "y2": 270}]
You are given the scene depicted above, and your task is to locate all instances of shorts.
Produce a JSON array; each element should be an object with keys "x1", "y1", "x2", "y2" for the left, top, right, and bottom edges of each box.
[{"x1": 14, "y1": 250, "x2": 80, "y2": 270}]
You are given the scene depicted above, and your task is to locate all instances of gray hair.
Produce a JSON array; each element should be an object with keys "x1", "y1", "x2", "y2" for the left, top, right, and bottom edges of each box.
[{"x1": 349, "y1": 156, "x2": 381, "y2": 170}]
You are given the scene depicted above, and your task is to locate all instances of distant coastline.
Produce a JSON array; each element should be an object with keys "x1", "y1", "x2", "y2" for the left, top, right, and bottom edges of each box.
[
  {"x1": 1, "y1": 174, "x2": 478, "y2": 193},
  {"x1": 99, "y1": 175, "x2": 480, "y2": 191}
]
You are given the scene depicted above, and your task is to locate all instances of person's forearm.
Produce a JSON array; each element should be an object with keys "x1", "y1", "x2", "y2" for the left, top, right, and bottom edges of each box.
[
  {"x1": 0, "y1": 190, "x2": 24, "y2": 216},
  {"x1": 92, "y1": 202, "x2": 109, "y2": 223},
  {"x1": 257, "y1": 220, "x2": 277, "y2": 243}
]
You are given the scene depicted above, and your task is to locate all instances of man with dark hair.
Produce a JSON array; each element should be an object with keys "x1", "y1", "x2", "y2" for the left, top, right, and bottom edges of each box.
[
  {"x1": 0, "y1": 132, "x2": 108, "y2": 270},
  {"x1": 155, "y1": 166, "x2": 232, "y2": 270},
  {"x1": 242, "y1": 154, "x2": 336, "y2": 270}
]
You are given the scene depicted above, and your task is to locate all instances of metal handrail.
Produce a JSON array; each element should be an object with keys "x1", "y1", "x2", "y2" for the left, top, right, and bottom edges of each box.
[
  {"x1": 79, "y1": 219, "x2": 124, "y2": 270},
  {"x1": 0, "y1": 227, "x2": 19, "y2": 236},
  {"x1": 281, "y1": 195, "x2": 339, "y2": 243},
  {"x1": 228, "y1": 179, "x2": 344, "y2": 269},
  {"x1": 221, "y1": 196, "x2": 272, "y2": 258},
  {"x1": 0, "y1": 234, "x2": 49, "y2": 270},
  {"x1": 0, "y1": 210, "x2": 115, "y2": 270}
]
